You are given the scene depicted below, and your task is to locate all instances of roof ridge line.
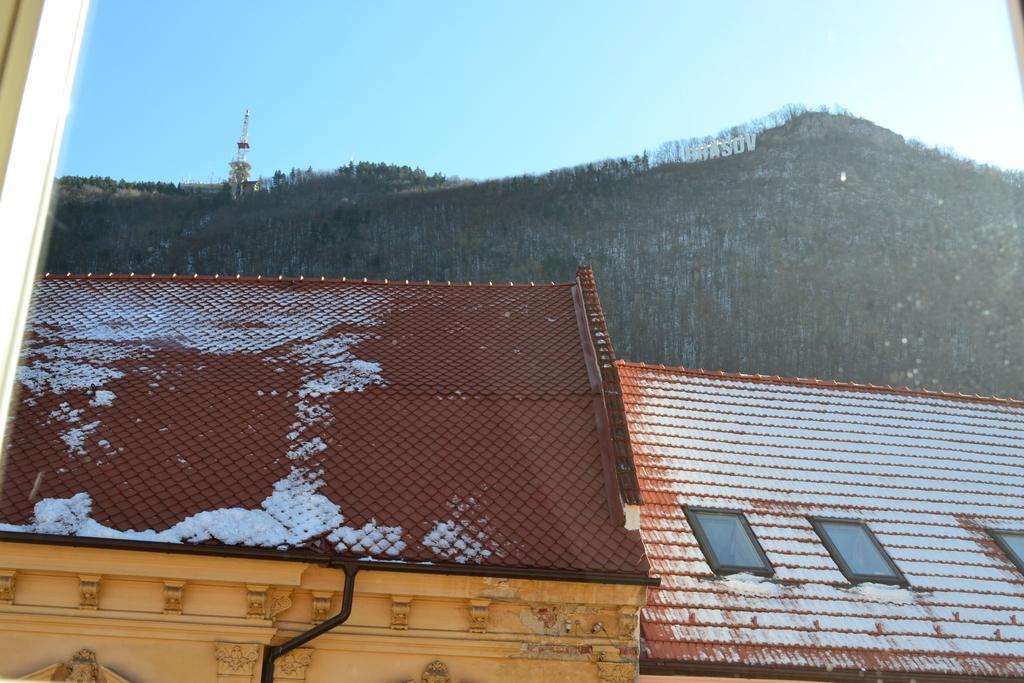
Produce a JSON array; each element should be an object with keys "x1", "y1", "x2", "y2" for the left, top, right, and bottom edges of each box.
[
  {"x1": 576, "y1": 265, "x2": 643, "y2": 506},
  {"x1": 41, "y1": 271, "x2": 576, "y2": 288},
  {"x1": 616, "y1": 360, "x2": 1024, "y2": 407}
]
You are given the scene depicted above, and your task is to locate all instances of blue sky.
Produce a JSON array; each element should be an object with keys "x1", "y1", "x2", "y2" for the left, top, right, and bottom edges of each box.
[{"x1": 57, "y1": 0, "x2": 1024, "y2": 182}]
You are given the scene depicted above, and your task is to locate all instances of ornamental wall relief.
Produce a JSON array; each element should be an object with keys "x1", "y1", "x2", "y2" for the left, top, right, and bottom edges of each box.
[
  {"x1": 401, "y1": 659, "x2": 479, "y2": 683},
  {"x1": 213, "y1": 642, "x2": 260, "y2": 680},
  {"x1": 19, "y1": 648, "x2": 131, "y2": 682},
  {"x1": 0, "y1": 569, "x2": 15, "y2": 604}
]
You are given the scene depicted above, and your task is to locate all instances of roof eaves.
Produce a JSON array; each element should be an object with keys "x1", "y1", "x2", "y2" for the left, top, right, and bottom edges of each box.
[
  {"x1": 574, "y1": 265, "x2": 643, "y2": 505},
  {"x1": 639, "y1": 658, "x2": 1023, "y2": 683},
  {"x1": 0, "y1": 531, "x2": 660, "y2": 585}
]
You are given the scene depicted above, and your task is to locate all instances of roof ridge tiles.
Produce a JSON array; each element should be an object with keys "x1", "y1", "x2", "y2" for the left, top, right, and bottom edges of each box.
[
  {"x1": 575, "y1": 265, "x2": 643, "y2": 505},
  {"x1": 40, "y1": 271, "x2": 576, "y2": 288},
  {"x1": 617, "y1": 360, "x2": 1024, "y2": 407}
]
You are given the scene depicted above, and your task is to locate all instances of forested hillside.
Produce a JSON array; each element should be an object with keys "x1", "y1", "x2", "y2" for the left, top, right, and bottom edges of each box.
[{"x1": 44, "y1": 111, "x2": 1024, "y2": 398}]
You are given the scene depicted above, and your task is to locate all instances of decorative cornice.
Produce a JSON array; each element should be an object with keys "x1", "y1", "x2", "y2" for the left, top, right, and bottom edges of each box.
[
  {"x1": 468, "y1": 598, "x2": 490, "y2": 634},
  {"x1": 0, "y1": 533, "x2": 658, "y2": 586},
  {"x1": 311, "y1": 591, "x2": 333, "y2": 624},
  {"x1": 245, "y1": 584, "x2": 268, "y2": 620},
  {"x1": 391, "y1": 595, "x2": 412, "y2": 630},
  {"x1": 78, "y1": 575, "x2": 100, "y2": 610},
  {"x1": 0, "y1": 569, "x2": 15, "y2": 605},
  {"x1": 575, "y1": 265, "x2": 642, "y2": 506},
  {"x1": 267, "y1": 588, "x2": 293, "y2": 620},
  {"x1": 163, "y1": 579, "x2": 185, "y2": 615}
]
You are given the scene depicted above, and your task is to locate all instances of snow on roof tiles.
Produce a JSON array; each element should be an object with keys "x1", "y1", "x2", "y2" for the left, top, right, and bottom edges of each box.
[
  {"x1": 0, "y1": 275, "x2": 649, "y2": 578},
  {"x1": 619, "y1": 362, "x2": 1024, "y2": 678}
]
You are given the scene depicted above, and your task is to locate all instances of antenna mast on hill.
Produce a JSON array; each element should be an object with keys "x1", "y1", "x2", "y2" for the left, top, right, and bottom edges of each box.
[{"x1": 228, "y1": 109, "x2": 252, "y2": 199}]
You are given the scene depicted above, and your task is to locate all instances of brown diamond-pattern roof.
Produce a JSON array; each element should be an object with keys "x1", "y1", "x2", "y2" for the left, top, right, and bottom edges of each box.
[{"x1": 0, "y1": 274, "x2": 649, "y2": 578}]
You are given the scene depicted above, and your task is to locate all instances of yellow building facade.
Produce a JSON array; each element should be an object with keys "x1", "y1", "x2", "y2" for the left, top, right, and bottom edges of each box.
[{"x1": 0, "y1": 540, "x2": 645, "y2": 682}]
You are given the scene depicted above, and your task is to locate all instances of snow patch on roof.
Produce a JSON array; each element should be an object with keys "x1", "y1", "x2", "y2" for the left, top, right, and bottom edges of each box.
[
  {"x1": 18, "y1": 492, "x2": 92, "y2": 535},
  {"x1": 422, "y1": 495, "x2": 503, "y2": 564},
  {"x1": 298, "y1": 363, "x2": 383, "y2": 398},
  {"x1": 48, "y1": 402, "x2": 81, "y2": 423},
  {"x1": 329, "y1": 520, "x2": 406, "y2": 557},
  {"x1": 45, "y1": 402, "x2": 100, "y2": 456},
  {"x1": 17, "y1": 281, "x2": 389, "y2": 405},
  {"x1": 282, "y1": 337, "x2": 384, "y2": 398},
  {"x1": 21, "y1": 278, "x2": 382, "y2": 394},
  {"x1": 719, "y1": 572, "x2": 781, "y2": 596},
  {"x1": 89, "y1": 390, "x2": 116, "y2": 407},
  {"x1": 850, "y1": 582, "x2": 916, "y2": 603},
  {"x1": 286, "y1": 436, "x2": 327, "y2": 460},
  {"x1": 6, "y1": 280, "x2": 406, "y2": 554},
  {"x1": 423, "y1": 520, "x2": 494, "y2": 564},
  {"x1": 28, "y1": 280, "x2": 386, "y2": 355},
  {"x1": 18, "y1": 359, "x2": 125, "y2": 396},
  {"x1": 5, "y1": 466, "x2": 346, "y2": 547},
  {"x1": 61, "y1": 421, "x2": 101, "y2": 456}
]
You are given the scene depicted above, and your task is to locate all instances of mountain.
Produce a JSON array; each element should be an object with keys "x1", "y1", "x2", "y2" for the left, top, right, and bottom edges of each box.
[{"x1": 43, "y1": 110, "x2": 1024, "y2": 398}]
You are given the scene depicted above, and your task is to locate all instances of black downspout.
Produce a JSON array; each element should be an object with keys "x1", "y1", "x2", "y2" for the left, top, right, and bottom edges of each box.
[{"x1": 260, "y1": 563, "x2": 359, "y2": 683}]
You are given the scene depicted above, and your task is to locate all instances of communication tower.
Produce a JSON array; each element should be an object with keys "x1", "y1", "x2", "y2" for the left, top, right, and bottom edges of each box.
[{"x1": 228, "y1": 109, "x2": 252, "y2": 199}]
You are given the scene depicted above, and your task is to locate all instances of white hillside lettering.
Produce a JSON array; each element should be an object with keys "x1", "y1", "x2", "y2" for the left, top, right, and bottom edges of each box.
[{"x1": 685, "y1": 133, "x2": 757, "y2": 163}]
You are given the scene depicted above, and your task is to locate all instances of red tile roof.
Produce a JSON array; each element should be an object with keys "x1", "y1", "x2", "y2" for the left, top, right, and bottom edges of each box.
[
  {"x1": 620, "y1": 362, "x2": 1024, "y2": 679},
  {"x1": 0, "y1": 273, "x2": 650, "y2": 580}
]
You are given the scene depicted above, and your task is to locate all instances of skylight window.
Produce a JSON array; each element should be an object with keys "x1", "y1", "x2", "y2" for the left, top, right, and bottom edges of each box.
[
  {"x1": 988, "y1": 529, "x2": 1024, "y2": 574},
  {"x1": 685, "y1": 507, "x2": 773, "y2": 577},
  {"x1": 810, "y1": 518, "x2": 907, "y2": 586}
]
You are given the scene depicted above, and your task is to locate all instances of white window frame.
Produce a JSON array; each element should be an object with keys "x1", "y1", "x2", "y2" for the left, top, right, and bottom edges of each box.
[{"x1": 0, "y1": 0, "x2": 89, "y2": 471}]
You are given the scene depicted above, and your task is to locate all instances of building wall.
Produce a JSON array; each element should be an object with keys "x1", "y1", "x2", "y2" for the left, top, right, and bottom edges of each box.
[{"x1": 0, "y1": 541, "x2": 645, "y2": 682}]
